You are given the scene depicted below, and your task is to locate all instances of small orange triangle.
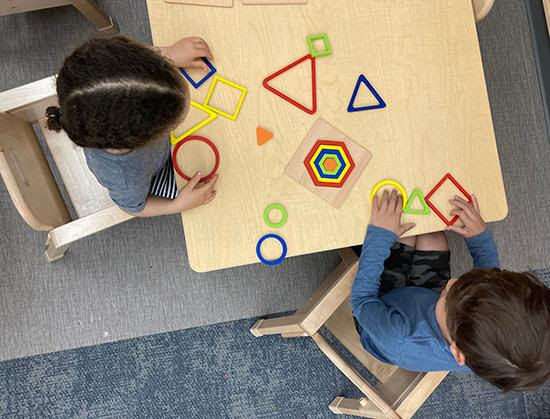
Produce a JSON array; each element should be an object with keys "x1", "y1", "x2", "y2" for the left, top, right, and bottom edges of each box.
[{"x1": 256, "y1": 127, "x2": 273, "y2": 145}]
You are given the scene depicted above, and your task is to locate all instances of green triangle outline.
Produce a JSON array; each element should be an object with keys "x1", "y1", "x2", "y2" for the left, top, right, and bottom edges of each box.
[{"x1": 403, "y1": 187, "x2": 431, "y2": 215}]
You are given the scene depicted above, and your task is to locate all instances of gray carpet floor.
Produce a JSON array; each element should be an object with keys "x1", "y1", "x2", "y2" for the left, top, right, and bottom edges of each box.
[
  {"x1": 2, "y1": 307, "x2": 550, "y2": 419},
  {"x1": 1, "y1": 0, "x2": 550, "y2": 364}
]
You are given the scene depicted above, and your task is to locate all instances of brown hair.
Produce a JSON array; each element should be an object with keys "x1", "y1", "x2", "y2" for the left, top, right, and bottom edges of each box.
[
  {"x1": 46, "y1": 35, "x2": 189, "y2": 150},
  {"x1": 446, "y1": 269, "x2": 550, "y2": 391}
]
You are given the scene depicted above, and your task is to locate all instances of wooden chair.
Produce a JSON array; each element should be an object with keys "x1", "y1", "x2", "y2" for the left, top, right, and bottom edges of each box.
[
  {"x1": 0, "y1": 0, "x2": 118, "y2": 33},
  {"x1": 0, "y1": 76, "x2": 133, "y2": 261},
  {"x1": 472, "y1": 0, "x2": 495, "y2": 21},
  {"x1": 250, "y1": 249, "x2": 448, "y2": 418}
]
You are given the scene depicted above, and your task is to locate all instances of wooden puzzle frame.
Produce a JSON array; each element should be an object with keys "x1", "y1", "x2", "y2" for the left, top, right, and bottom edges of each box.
[{"x1": 285, "y1": 118, "x2": 372, "y2": 208}]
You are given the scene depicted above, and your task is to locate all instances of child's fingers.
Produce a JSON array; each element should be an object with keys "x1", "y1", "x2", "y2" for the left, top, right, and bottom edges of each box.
[
  {"x1": 471, "y1": 194, "x2": 480, "y2": 212},
  {"x1": 389, "y1": 189, "x2": 398, "y2": 213},
  {"x1": 380, "y1": 190, "x2": 390, "y2": 212},
  {"x1": 450, "y1": 198, "x2": 475, "y2": 219},
  {"x1": 203, "y1": 174, "x2": 219, "y2": 192},
  {"x1": 372, "y1": 195, "x2": 379, "y2": 212},
  {"x1": 446, "y1": 225, "x2": 467, "y2": 236},
  {"x1": 397, "y1": 194, "x2": 404, "y2": 213},
  {"x1": 187, "y1": 172, "x2": 202, "y2": 189},
  {"x1": 450, "y1": 209, "x2": 472, "y2": 222},
  {"x1": 193, "y1": 46, "x2": 213, "y2": 59},
  {"x1": 204, "y1": 191, "x2": 216, "y2": 204}
]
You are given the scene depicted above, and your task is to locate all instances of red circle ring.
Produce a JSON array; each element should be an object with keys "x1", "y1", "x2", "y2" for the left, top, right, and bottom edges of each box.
[{"x1": 172, "y1": 135, "x2": 220, "y2": 182}]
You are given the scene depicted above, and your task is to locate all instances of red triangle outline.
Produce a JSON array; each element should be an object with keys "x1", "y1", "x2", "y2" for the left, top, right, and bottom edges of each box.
[{"x1": 262, "y1": 54, "x2": 317, "y2": 115}]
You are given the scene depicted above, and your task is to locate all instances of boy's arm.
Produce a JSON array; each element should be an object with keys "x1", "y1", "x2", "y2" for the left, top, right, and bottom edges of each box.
[
  {"x1": 351, "y1": 225, "x2": 397, "y2": 302},
  {"x1": 465, "y1": 229, "x2": 500, "y2": 268},
  {"x1": 351, "y1": 190, "x2": 415, "y2": 330},
  {"x1": 447, "y1": 194, "x2": 500, "y2": 268}
]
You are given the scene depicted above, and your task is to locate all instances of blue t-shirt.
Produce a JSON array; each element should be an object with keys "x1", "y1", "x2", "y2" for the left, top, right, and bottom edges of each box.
[
  {"x1": 351, "y1": 225, "x2": 500, "y2": 372},
  {"x1": 83, "y1": 136, "x2": 170, "y2": 212}
]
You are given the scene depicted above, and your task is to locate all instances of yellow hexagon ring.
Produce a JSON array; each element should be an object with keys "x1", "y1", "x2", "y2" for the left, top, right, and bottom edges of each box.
[
  {"x1": 370, "y1": 180, "x2": 408, "y2": 208},
  {"x1": 308, "y1": 145, "x2": 351, "y2": 183}
]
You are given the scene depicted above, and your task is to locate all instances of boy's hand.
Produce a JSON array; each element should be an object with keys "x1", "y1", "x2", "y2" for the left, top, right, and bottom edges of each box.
[
  {"x1": 446, "y1": 194, "x2": 487, "y2": 238},
  {"x1": 171, "y1": 172, "x2": 218, "y2": 212},
  {"x1": 160, "y1": 37, "x2": 213, "y2": 71},
  {"x1": 370, "y1": 189, "x2": 416, "y2": 236}
]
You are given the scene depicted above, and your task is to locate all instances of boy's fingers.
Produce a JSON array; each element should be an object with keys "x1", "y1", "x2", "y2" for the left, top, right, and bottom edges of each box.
[
  {"x1": 472, "y1": 194, "x2": 480, "y2": 212},
  {"x1": 389, "y1": 189, "x2": 398, "y2": 212},
  {"x1": 446, "y1": 225, "x2": 467, "y2": 236},
  {"x1": 380, "y1": 190, "x2": 389, "y2": 211},
  {"x1": 449, "y1": 209, "x2": 471, "y2": 222},
  {"x1": 449, "y1": 201, "x2": 474, "y2": 219},
  {"x1": 372, "y1": 195, "x2": 379, "y2": 212},
  {"x1": 397, "y1": 194, "x2": 404, "y2": 213}
]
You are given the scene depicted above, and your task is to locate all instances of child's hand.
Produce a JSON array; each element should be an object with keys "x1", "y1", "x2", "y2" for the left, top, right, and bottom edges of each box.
[
  {"x1": 160, "y1": 37, "x2": 213, "y2": 71},
  {"x1": 172, "y1": 172, "x2": 218, "y2": 212},
  {"x1": 370, "y1": 189, "x2": 416, "y2": 236},
  {"x1": 446, "y1": 194, "x2": 487, "y2": 238}
]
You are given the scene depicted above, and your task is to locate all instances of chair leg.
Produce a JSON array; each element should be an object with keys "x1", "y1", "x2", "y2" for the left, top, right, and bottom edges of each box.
[
  {"x1": 329, "y1": 397, "x2": 386, "y2": 418},
  {"x1": 250, "y1": 315, "x2": 305, "y2": 337},
  {"x1": 44, "y1": 234, "x2": 69, "y2": 262},
  {"x1": 69, "y1": 0, "x2": 119, "y2": 33}
]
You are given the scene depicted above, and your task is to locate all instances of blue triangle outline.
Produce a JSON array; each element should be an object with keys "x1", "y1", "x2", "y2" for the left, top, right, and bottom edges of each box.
[{"x1": 347, "y1": 74, "x2": 386, "y2": 112}]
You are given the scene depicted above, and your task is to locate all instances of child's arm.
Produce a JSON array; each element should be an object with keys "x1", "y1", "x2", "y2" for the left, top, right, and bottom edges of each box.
[
  {"x1": 159, "y1": 37, "x2": 214, "y2": 72},
  {"x1": 351, "y1": 190, "x2": 415, "y2": 327},
  {"x1": 129, "y1": 173, "x2": 218, "y2": 217},
  {"x1": 447, "y1": 195, "x2": 500, "y2": 268}
]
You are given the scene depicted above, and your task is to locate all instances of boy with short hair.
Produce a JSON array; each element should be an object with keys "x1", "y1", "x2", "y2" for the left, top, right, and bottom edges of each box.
[{"x1": 351, "y1": 189, "x2": 550, "y2": 391}]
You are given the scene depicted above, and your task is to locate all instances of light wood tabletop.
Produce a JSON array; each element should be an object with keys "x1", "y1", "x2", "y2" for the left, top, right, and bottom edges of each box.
[{"x1": 146, "y1": 0, "x2": 507, "y2": 272}]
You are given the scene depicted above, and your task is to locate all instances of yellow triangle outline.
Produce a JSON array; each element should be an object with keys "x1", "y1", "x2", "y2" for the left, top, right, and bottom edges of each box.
[{"x1": 170, "y1": 101, "x2": 217, "y2": 145}]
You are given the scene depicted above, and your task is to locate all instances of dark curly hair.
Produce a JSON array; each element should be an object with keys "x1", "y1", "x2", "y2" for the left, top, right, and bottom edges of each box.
[
  {"x1": 46, "y1": 35, "x2": 189, "y2": 150},
  {"x1": 447, "y1": 269, "x2": 550, "y2": 392}
]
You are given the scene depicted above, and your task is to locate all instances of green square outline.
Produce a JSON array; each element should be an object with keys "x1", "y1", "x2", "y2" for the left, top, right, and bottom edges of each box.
[{"x1": 307, "y1": 33, "x2": 332, "y2": 58}]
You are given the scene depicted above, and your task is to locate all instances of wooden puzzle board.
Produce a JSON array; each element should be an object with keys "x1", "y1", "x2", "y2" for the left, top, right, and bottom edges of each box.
[
  {"x1": 146, "y1": 1, "x2": 508, "y2": 272},
  {"x1": 285, "y1": 118, "x2": 372, "y2": 209}
]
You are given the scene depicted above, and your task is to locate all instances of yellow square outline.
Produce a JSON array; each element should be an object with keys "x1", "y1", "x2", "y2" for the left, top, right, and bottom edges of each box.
[
  {"x1": 170, "y1": 101, "x2": 218, "y2": 145},
  {"x1": 204, "y1": 76, "x2": 247, "y2": 121}
]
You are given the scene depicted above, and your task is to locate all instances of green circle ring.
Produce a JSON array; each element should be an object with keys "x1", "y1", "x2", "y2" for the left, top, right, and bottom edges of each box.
[{"x1": 263, "y1": 203, "x2": 288, "y2": 229}]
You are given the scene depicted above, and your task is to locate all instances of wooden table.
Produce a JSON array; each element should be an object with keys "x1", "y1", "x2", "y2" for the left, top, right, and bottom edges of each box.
[{"x1": 146, "y1": 1, "x2": 507, "y2": 272}]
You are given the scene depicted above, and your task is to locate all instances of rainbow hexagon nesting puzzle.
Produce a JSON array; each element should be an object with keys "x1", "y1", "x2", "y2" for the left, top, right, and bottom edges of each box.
[
  {"x1": 285, "y1": 118, "x2": 372, "y2": 208},
  {"x1": 304, "y1": 140, "x2": 355, "y2": 188}
]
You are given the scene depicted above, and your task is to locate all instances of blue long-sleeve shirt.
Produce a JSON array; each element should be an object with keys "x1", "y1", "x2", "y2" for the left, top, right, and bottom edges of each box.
[{"x1": 351, "y1": 225, "x2": 500, "y2": 372}]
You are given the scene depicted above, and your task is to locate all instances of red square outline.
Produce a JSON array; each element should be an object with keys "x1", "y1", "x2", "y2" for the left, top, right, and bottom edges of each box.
[{"x1": 425, "y1": 173, "x2": 472, "y2": 226}]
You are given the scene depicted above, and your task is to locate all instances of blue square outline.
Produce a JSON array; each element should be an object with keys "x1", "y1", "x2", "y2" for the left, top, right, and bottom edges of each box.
[{"x1": 179, "y1": 58, "x2": 217, "y2": 89}]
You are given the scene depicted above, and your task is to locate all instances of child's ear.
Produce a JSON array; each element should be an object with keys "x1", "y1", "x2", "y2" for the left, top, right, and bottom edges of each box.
[{"x1": 450, "y1": 342, "x2": 466, "y2": 366}]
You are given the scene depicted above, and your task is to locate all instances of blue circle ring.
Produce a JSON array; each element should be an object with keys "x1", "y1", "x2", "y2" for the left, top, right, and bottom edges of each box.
[{"x1": 256, "y1": 234, "x2": 287, "y2": 266}]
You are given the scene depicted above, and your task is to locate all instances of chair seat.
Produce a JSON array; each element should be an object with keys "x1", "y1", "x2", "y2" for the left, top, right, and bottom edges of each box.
[{"x1": 39, "y1": 118, "x2": 113, "y2": 218}]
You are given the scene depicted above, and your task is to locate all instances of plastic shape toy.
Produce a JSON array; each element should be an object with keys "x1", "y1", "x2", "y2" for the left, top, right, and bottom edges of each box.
[
  {"x1": 179, "y1": 58, "x2": 217, "y2": 89},
  {"x1": 263, "y1": 203, "x2": 288, "y2": 228},
  {"x1": 256, "y1": 233, "x2": 287, "y2": 266},
  {"x1": 204, "y1": 76, "x2": 247, "y2": 120},
  {"x1": 263, "y1": 54, "x2": 317, "y2": 115},
  {"x1": 170, "y1": 101, "x2": 217, "y2": 145},
  {"x1": 348, "y1": 74, "x2": 386, "y2": 112},
  {"x1": 370, "y1": 179, "x2": 407, "y2": 208},
  {"x1": 257, "y1": 127, "x2": 273, "y2": 145},
  {"x1": 304, "y1": 140, "x2": 355, "y2": 187},
  {"x1": 306, "y1": 33, "x2": 332, "y2": 58},
  {"x1": 425, "y1": 173, "x2": 472, "y2": 226},
  {"x1": 172, "y1": 135, "x2": 220, "y2": 183},
  {"x1": 403, "y1": 188, "x2": 431, "y2": 215}
]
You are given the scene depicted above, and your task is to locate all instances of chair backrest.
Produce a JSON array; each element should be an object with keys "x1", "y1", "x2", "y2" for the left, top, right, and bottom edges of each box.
[{"x1": 0, "y1": 112, "x2": 70, "y2": 231}]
